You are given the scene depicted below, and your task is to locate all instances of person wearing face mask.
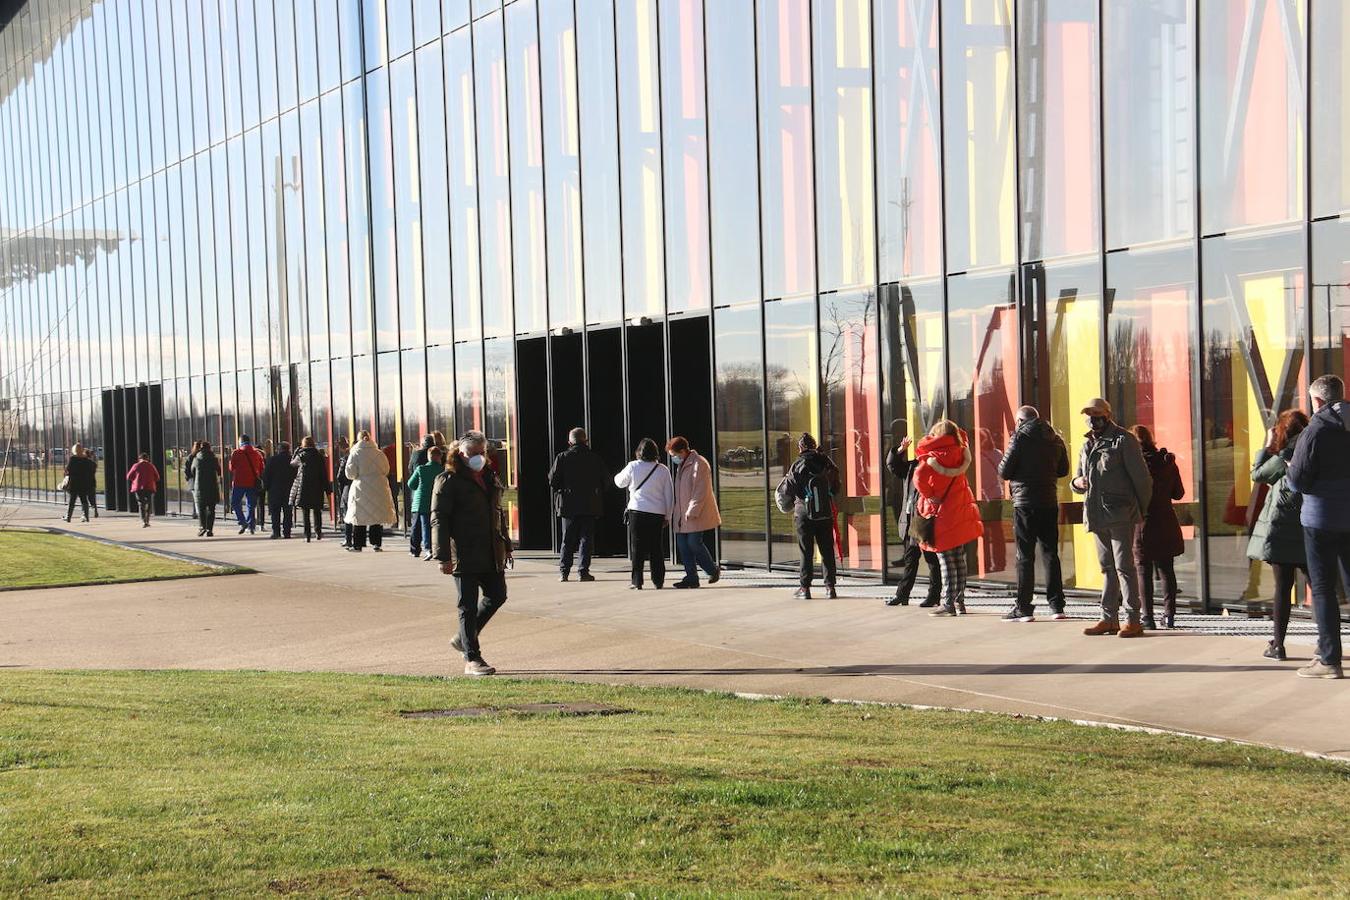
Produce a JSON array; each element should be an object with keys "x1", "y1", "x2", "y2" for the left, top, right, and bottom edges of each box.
[
  {"x1": 432, "y1": 430, "x2": 514, "y2": 677},
  {"x1": 667, "y1": 435, "x2": 722, "y2": 588},
  {"x1": 1071, "y1": 398, "x2": 1153, "y2": 638}
]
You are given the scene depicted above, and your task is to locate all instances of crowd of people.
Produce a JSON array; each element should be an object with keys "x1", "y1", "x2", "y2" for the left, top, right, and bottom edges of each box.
[{"x1": 54, "y1": 375, "x2": 1350, "y2": 681}]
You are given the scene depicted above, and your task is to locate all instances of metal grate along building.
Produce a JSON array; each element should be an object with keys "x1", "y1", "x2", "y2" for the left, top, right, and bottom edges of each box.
[{"x1": 0, "y1": 0, "x2": 1347, "y2": 610}]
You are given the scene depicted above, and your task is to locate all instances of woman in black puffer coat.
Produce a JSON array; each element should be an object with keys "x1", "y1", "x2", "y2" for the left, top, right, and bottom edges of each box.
[
  {"x1": 289, "y1": 436, "x2": 331, "y2": 542},
  {"x1": 1129, "y1": 425, "x2": 1186, "y2": 630},
  {"x1": 1246, "y1": 409, "x2": 1310, "y2": 660}
]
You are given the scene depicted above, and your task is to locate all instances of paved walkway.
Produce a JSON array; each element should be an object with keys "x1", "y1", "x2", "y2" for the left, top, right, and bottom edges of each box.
[{"x1": 4, "y1": 504, "x2": 1350, "y2": 761}]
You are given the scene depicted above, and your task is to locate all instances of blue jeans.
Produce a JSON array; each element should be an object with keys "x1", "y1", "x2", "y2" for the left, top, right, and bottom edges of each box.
[
  {"x1": 410, "y1": 512, "x2": 431, "y2": 555},
  {"x1": 560, "y1": 515, "x2": 595, "y2": 575},
  {"x1": 675, "y1": 531, "x2": 717, "y2": 584},
  {"x1": 1305, "y1": 526, "x2": 1350, "y2": 666},
  {"x1": 231, "y1": 486, "x2": 258, "y2": 529}
]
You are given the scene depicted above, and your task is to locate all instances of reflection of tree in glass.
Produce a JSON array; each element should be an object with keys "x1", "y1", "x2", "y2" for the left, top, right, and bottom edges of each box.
[{"x1": 820, "y1": 288, "x2": 876, "y2": 498}]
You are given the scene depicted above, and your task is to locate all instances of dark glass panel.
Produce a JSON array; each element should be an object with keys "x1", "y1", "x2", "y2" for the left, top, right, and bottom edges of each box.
[
  {"x1": 1311, "y1": 217, "x2": 1350, "y2": 383},
  {"x1": 484, "y1": 336, "x2": 519, "y2": 538},
  {"x1": 455, "y1": 341, "x2": 485, "y2": 433}
]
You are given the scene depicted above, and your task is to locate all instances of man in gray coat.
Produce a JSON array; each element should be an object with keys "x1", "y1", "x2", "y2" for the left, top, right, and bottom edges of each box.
[{"x1": 1071, "y1": 398, "x2": 1152, "y2": 638}]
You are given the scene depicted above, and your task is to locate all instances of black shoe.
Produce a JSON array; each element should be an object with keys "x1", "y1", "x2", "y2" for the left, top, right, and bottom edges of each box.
[
  {"x1": 198, "y1": 529, "x2": 206, "y2": 537},
  {"x1": 884, "y1": 597, "x2": 904, "y2": 606},
  {"x1": 269, "y1": 534, "x2": 280, "y2": 540},
  {"x1": 629, "y1": 584, "x2": 642, "y2": 590},
  {"x1": 249, "y1": 527, "x2": 256, "y2": 534},
  {"x1": 708, "y1": 568, "x2": 721, "y2": 584},
  {"x1": 918, "y1": 598, "x2": 940, "y2": 608},
  {"x1": 238, "y1": 525, "x2": 248, "y2": 534},
  {"x1": 373, "y1": 546, "x2": 383, "y2": 552},
  {"x1": 826, "y1": 586, "x2": 838, "y2": 599},
  {"x1": 347, "y1": 546, "x2": 363, "y2": 552},
  {"x1": 673, "y1": 580, "x2": 699, "y2": 589},
  {"x1": 579, "y1": 572, "x2": 596, "y2": 582},
  {"x1": 61, "y1": 516, "x2": 71, "y2": 522},
  {"x1": 410, "y1": 548, "x2": 420, "y2": 557},
  {"x1": 1163, "y1": 615, "x2": 1176, "y2": 629},
  {"x1": 560, "y1": 573, "x2": 570, "y2": 582},
  {"x1": 1002, "y1": 607, "x2": 1035, "y2": 623},
  {"x1": 1264, "y1": 641, "x2": 1287, "y2": 661},
  {"x1": 793, "y1": 586, "x2": 812, "y2": 600},
  {"x1": 1143, "y1": 616, "x2": 1158, "y2": 631},
  {"x1": 206, "y1": 530, "x2": 214, "y2": 537}
]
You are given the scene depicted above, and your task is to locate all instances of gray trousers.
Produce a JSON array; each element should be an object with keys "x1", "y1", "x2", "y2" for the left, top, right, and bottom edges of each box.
[{"x1": 1093, "y1": 525, "x2": 1140, "y2": 624}]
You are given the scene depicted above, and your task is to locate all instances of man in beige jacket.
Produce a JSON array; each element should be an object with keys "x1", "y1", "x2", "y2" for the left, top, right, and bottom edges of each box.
[{"x1": 668, "y1": 436, "x2": 722, "y2": 589}]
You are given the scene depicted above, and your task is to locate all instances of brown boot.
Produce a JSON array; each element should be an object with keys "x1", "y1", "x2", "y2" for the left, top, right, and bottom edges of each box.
[
  {"x1": 1118, "y1": 621, "x2": 1145, "y2": 638},
  {"x1": 1083, "y1": 619, "x2": 1120, "y2": 636}
]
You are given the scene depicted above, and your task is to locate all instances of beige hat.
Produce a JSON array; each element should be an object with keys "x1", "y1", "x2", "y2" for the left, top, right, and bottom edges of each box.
[{"x1": 1080, "y1": 397, "x2": 1112, "y2": 416}]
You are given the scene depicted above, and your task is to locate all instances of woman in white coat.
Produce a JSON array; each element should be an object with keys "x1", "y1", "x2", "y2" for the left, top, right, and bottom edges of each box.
[
  {"x1": 344, "y1": 431, "x2": 396, "y2": 552},
  {"x1": 614, "y1": 437, "x2": 676, "y2": 590}
]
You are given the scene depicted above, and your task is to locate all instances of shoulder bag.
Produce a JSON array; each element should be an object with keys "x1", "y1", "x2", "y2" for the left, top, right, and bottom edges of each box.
[
  {"x1": 908, "y1": 470, "x2": 957, "y2": 545},
  {"x1": 622, "y1": 462, "x2": 661, "y2": 526}
]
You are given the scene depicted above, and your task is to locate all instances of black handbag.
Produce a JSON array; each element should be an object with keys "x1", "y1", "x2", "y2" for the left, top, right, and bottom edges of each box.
[
  {"x1": 908, "y1": 474, "x2": 956, "y2": 545},
  {"x1": 622, "y1": 462, "x2": 661, "y2": 525}
]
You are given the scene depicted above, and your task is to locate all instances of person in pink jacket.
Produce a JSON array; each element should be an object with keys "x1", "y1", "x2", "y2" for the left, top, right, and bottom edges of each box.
[
  {"x1": 126, "y1": 452, "x2": 161, "y2": 528},
  {"x1": 667, "y1": 436, "x2": 722, "y2": 588}
]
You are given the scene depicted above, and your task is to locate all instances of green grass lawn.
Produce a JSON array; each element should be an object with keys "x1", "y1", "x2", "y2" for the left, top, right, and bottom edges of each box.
[
  {"x1": 2, "y1": 670, "x2": 1347, "y2": 897},
  {"x1": 0, "y1": 531, "x2": 227, "y2": 589}
]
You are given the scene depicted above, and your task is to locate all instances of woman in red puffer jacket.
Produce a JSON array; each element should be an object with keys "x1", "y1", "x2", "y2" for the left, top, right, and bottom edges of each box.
[{"x1": 914, "y1": 421, "x2": 984, "y2": 616}]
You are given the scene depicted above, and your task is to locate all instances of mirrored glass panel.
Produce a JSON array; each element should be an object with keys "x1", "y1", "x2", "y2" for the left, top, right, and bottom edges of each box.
[
  {"x1": 576, "y1": 0, "x2": 622, "y2": 323},
  {"x1": 715, "y1": 303, "x2": 767, "y2": 564},
  {"x1": 758, "y1": 0, "x2": 814, "y2": 299},
  {"x1": 615, "y1": 0, "x2": 664, "y2": 321},
  {"x1": 1199, "y1": 0, "x2": 1305, "y2": 234},
  {"x1": 445, "y1": 29, "x2": 482, "y2": 341},
  {"x1": 506, "y1": 0, "x2": 547, "y2": 333},
  {"x1": 1201, "y1": 226, "x2": 1306, "y2": 603},
  {"x1": 475, "y1": 11, "x2": 514, "y2": 337},
  {"x1": 1103, "y1": 0, "x2": 1193, "y2": 249},
  {"x1": 947, "y1": 268, "x2": 1019, "y2": 582},
  {"x1": 943, "y1": 0, "x2": 1015, "y2": 272},
  {"x1": 539, "y1": 0, "x2": 583, "y2": 327},
  {"x1": 1311, "y1": 216, "x2": 1350, "y2": 382},
  {"x1": 658, "y1": 0, "x2": 709, "y2": 314},
  {"x1": 1312, "y1": 2, "x2": 1350, "y2": 217},
  {"x1": 1106, "y1": 242, "x2": 1200, "y2": 599},
  {"x1": 765, "y1": 297, "x2": 819, "y2": 561}
]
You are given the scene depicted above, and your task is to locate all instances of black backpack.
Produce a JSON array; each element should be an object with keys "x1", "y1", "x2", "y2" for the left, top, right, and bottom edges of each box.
[{"x1": 803, "y1": 467, "x2": 833, "y2": 521}]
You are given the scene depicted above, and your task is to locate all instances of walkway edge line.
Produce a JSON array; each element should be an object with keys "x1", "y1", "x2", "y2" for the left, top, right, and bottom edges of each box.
[{"x1": 729, "y1": 690, "x2": 1350, "y2": 766}]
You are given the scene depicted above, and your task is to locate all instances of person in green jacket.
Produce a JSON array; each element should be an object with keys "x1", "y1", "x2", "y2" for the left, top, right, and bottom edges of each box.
[
  {"x1": 1247, "y1": 409, "x2": 1310, "y2": 661},
  {"x1": 407, "y1": 446, "x2": 446, "y2": 559}
]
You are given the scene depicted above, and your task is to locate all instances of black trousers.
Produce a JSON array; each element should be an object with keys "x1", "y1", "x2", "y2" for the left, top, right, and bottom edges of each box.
[
  {"x1": 1014, "y1": 505, "x2": 1065, "y2": 613},
  {"x1": 299, "y1": 505, "x2": 324, "y2": 539},
  {"x1": 628, "y1": 510, "x2": 666, "y2": 588},
  {"x1": 795, "y1": 515, "x2": 836, "y2": 587},
  {"x1": 1269, "y1": 561, "x2": 1306, "y2": 647},
  {"x1": 352, "y1": 524, "x2": 383, "y2": 548},
  {"x1": 269, "y1": 501, "x2": 293, "y2": 537},
  {"x1": 455, "y1": 571, "x2": 508, "y2": 661},
  {"x1": 560, "y1": 515, "x2": 595, "y2": 575},
  {"x1": 1139, "y1": 556, "x2": 1178, "y2": 622},
  {"x1": 65, "y1": 492, "x2": 89, "y2": 520},
  {"x1": 196, "y1": 498, "x2": 217, "y2": 533},
  {"x1": 894, "y1": 541, "x2": 941, "y2": 604}
]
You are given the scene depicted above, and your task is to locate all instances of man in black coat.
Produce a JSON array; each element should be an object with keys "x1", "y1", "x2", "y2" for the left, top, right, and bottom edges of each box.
[
  {"x1": 998, "y1": 406, "x2": 1070, "y2": 622},
  {"x1": 787, "y1": 433, "x2": 841, "y2": 600},
  {"x1": 885, "y1": 431, "x2": 942, "y2": 607},
  {"x1": 433, "y1": 430, "x2": 513, "y2": 677},
  {"x1": 548, "y1": 427, "x2": 609, "y2": 582},
  {"x1": 262, "y1": 441, "x2": 296, "y2": 539}
]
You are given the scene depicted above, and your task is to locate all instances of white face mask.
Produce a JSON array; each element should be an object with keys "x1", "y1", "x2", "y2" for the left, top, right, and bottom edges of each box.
[
  {"x1": 465, "y1": 453, "x2": 486, "y2": 472},
  {"x1": 672, "y1": 452, "x2": 685, "y2": 464}
]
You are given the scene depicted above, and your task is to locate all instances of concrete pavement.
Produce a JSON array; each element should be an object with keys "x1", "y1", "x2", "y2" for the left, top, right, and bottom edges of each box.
[{"x1": 4, "y1": 503, "x2": 1350, "y2": 761}]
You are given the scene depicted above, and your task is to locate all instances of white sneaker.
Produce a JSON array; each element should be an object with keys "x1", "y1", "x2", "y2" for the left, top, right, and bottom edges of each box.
[
  {"x1": 450, "y1": 634, "x2": 464, "y2": 653},
  {"x1": 1051, "y1": 611, "x2": 1070, "y2": 620},
  {"x1": 464, "y1": 659, "x2": 496, "y2": 677}
]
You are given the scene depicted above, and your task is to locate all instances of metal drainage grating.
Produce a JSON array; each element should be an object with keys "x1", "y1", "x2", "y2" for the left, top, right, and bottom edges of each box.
[{"x1": 399, "y1": 702, "x2": 631, "y2": 719}]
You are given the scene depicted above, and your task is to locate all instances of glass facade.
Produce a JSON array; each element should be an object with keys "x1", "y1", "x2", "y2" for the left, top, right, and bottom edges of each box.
[{"x1": 1, "y1": 0, "x2": 1345, "y2": 609}]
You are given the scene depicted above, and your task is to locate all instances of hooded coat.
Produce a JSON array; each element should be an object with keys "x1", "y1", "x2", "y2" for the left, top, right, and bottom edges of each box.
[
  {"x1": 343, "y1": 440, "x2": 396, "y2": 526},
  {"x1": 1247, "y1": 440, "x2": 1306, "y2": 566},
  {"x1": 289, "y1": 446, "x2": 329, "y2": 510},
  {"x1": 672, "y1": 450, "x2": 722, "y2": 534},
  {"x1": 188, "y1": 450, "x2": 221, "y2": 506},
  {"x1": 431, "y1": 452, "x2": 512, "y2": 574},
  {"x1": 1287, "y1": 400, "x2": 1350, "y2": 532},
  {"x1": 913, "y1": 429, "x2": 984, "y2": 553},
  {"x1": 1135, "y1": 446, "x2": 1185, "y2": 562}
]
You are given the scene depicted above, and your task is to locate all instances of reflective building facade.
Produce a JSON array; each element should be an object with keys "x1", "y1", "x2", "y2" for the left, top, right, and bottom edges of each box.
[{"x1": 1, "y1": 0, "x2": 1347, "y2": 608}]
